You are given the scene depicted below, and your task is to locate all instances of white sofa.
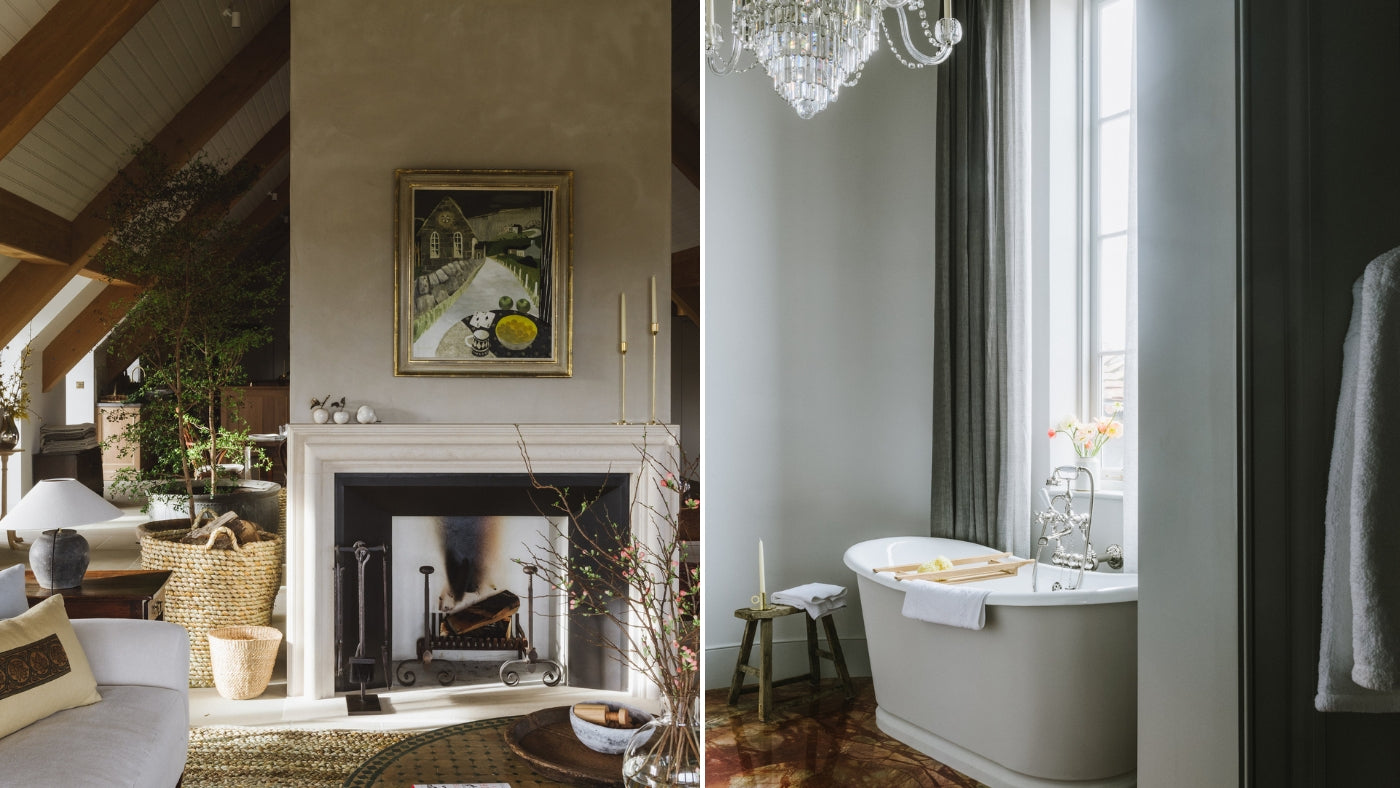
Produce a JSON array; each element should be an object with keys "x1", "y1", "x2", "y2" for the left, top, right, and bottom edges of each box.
[{"x1": 0, "y1": 618, "x2": 190, "y2": 787}]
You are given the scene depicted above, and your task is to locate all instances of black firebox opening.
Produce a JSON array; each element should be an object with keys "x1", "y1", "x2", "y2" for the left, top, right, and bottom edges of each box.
[{"x1": 333, "y1": 472, "x2": 628, "y2": 694}]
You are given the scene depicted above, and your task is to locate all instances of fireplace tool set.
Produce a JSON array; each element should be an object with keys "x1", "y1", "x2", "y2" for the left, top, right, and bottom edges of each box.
[
  {"x1": 335, "y1": 540, "x2": 390, "y2": 714},
  {"x1": 393, "y1": 562, "x2": 564, "y2": 688}
]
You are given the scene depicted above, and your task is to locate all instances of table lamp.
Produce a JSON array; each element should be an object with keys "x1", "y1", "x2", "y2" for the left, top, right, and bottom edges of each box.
[{"x1": 0, "y1": 478, "x2": 124, "y2": 589}]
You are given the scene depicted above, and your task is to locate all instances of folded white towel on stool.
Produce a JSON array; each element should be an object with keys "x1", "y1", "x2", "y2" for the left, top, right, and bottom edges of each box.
[
  {"x1": 771, "y1": 583, "x2": 848, "y2": 619},
  {"x1": 901, "y1": 580, "x2": 991, "y2": 630}
]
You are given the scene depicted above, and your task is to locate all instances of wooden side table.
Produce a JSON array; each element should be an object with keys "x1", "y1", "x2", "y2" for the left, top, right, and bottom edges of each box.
[
  {"x1": 1, "y1": 448, "x2": 25, "y2": 551},
  {"x1": 727, "y1": 603, "x2": 855, "y2": 722},
  {"x1": 25, "y1": 569, "x2": 172, "y2": 621}
]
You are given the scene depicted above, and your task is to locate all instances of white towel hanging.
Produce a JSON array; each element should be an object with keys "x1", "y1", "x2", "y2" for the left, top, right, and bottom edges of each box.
[{"x1": 1316, "y1": 245, "x2": 1400, "y2": 712}]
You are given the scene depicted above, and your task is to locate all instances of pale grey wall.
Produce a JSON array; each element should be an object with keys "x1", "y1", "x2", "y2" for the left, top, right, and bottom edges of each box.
[
  {"x1": 702, "y1": 55, "x2": 938, "y2": 687},
  {"x1": 290, "y1": 0, "x2": 671, "y2": 424},
  {"x1": 1137, "y1": 0, "x2": 1239, "y2": 783}
]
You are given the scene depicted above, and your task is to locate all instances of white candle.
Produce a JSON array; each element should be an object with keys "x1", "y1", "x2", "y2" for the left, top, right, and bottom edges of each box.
[
  {"x1": 944, "y1": 0, "x2": 951, "y2": 19},
  {"x1": 759, "y1": 539, "x2": 765, "y2": 595},
  {"x1": 620, "y1": 292, "x2": 626, "y2": 344},
  {"x1": 650, "y1": 276, "x2": 657, "y2": 324}
]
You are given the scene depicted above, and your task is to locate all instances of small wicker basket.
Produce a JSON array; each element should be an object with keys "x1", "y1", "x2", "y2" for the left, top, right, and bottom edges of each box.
[
  {"x1": 139, "y1": 517, "x2": 283, "y2": 687},
  {"x1": 208, "y1": 625, "x2": 283, "y2": 700}
]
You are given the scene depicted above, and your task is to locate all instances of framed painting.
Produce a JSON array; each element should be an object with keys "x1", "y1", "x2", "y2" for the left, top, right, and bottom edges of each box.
[{"x1": 394, "y1": 169, "x2": 573, "y2": 376}]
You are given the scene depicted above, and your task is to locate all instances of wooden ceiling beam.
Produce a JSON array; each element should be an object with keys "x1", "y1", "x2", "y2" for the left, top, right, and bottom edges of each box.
[
  {"x1": 671, "y1": 245, "x2": 700, "y2": 324},
  {"x1": 69, "y1": 5, "x2": 292, "y2": 263},
  {"x1": 0, "y1": 263, "x2": 75, "y2": 349},
  {"x1": 0, "y1": 187, "x2": 71, "y2": 264},
  {"x1": 239, "y1": 114, "x2": 290, "y2": 175},
  {"x1": 40, "y1": 284, "x2": 142, "y2": 392},
  {"x1": 0, "y1": 0, "x2": 160, "y2": 160}
]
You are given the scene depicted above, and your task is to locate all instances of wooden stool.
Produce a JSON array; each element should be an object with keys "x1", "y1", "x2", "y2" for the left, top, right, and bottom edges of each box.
[{"x1": 727, "y1": 603, "x2": 855, "y2": 722}]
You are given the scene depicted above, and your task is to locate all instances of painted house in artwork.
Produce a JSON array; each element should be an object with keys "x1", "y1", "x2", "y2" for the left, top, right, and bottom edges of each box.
[{"x1": 417, "y1": 196, "x2": 479, "y2": 265}]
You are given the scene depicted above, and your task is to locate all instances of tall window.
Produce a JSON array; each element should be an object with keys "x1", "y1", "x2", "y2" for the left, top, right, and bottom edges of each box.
[
  {"x1": 453, "y1": 232, "x2": 464, "y2": 258},
  {"x1": 1086, "y1": 0, "x2": 1134, "y2": 478},
  {"x1": 429, "y1": 231, "x2": 440, "y2": 259}
]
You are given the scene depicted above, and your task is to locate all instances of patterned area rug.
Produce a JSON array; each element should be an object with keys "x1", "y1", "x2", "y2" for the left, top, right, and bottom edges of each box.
[
  {"x1": 185, "y1": 727, "x2": 414, "y2": 788},
  {"x1": 705, "y1": 678, "x2": 987, "y2": 788}
]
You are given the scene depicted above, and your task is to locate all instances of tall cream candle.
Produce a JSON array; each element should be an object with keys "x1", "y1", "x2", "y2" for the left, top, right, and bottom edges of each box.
[
  {"x1": 620, "y1": 292, "x2": 627, "y2": 343},
  {"x1": 944, "y1": 0, "x2": 951, "y2": 18},
  {"x1": 758, "y1": 539, "x2": 765, "y2": 595},
  {"x1": 650, "y1": 276, "x2": 657, "y2": 324}
]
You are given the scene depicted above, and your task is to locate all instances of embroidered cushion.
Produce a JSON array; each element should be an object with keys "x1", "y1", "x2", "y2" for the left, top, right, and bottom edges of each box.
[
  {"x1": 0, "y1": 594, "x2": 101, "y2": 739},
  {"x1": 0, "y1": 564, "x2": 25, "y2": 619}
]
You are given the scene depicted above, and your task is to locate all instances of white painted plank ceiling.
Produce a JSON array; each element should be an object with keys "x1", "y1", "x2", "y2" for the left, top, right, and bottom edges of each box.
[{"x1": 0, "y1": 0, "x2": 288, "y2": 220}]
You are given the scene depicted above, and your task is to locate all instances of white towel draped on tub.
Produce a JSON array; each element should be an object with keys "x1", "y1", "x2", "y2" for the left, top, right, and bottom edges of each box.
[
  {"x1": 901, "y1": 580, "x2": 991, "y2": 630},
  {"x1": 1317, "y1": 245, "x2": 1400, "y2": 713},
  {"x1": 770, "y1": 583, "x2": 848, "y2": 619}
]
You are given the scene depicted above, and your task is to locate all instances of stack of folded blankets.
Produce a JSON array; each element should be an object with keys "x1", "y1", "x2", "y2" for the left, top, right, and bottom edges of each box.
[
  {"x1": 39, "y1": 423, "x2": 99, "y2": 453},
  {"x1": 771, "y1": 583, "x2": 848, "y2": 619}
]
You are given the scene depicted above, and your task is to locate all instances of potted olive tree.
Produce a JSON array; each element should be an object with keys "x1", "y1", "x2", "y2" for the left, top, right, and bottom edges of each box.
[{"x1": 99, "y1": 147, "x2": 285, "y2": 530}]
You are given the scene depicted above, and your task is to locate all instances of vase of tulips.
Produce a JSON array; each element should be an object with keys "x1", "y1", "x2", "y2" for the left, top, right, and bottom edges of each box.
[{"x1": 1048, "y1": 402, "x2": 1125, "y2": 488}]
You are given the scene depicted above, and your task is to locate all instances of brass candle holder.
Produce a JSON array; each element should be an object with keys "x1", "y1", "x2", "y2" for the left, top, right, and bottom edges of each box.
[
  {"x1": 648, "y1": 322, "x2": 660, "y2": 424},
  {"x1": 749, "y1": 591, "x2": 770, "y2": 611},
  {"x1": 617, "y1": 340, "x2": 629, "y2": 425}
]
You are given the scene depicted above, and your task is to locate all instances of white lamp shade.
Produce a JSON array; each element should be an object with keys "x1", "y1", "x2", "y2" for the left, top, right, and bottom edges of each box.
[{"x1": 0, "y1": 478, "x2": 124, "y2": 531}]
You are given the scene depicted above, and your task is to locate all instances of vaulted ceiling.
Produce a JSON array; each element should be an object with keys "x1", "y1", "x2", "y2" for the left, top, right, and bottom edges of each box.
[
  {"x1": 0, "y1": 0, "x2": 291, "y2": 392},
  {"x1": 0, "y1": 0, "x2": 696, "y2": 394}
]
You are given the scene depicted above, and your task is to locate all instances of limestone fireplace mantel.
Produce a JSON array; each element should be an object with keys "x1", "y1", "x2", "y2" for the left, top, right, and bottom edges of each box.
[{"x1": 284, "y1": 423, "x2": 677, "y2": 700}]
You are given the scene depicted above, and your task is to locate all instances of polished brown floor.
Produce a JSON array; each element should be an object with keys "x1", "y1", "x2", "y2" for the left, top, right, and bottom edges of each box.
[{"x1": 704, "y1": 677, "x2": 986, "y2": 787}]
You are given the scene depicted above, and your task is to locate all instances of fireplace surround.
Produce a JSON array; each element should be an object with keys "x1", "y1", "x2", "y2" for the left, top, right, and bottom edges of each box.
[{"x1": 285, "y1": 423, "x2": 676, "y2": 701}]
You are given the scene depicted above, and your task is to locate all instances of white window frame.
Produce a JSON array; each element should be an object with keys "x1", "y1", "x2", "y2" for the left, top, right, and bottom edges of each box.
[
  {"x1": 1080, "y1": 0, "x2": 1134, "y2": 484},
  {"x1": 429, "y1": 231, "x2": 440, "y2": 259}
]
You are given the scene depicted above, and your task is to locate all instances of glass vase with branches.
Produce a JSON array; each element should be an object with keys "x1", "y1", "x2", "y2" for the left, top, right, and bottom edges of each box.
[{"x1": 516, "y1": 429, "x2": 699, "y2": 786}]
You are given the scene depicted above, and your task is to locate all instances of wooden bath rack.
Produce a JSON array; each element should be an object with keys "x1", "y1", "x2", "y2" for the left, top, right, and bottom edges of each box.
[{"x1": 874, "y1": 551, "x2": 1033, "y2": 585}]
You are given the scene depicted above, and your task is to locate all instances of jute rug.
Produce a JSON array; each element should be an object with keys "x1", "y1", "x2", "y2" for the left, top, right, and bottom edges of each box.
[
  {"x1": 184, "y1": 727, "x2": 414, "y2": 788},
  {"x1": 185, "y1": 717, "x2": 579, "y2": 788}
]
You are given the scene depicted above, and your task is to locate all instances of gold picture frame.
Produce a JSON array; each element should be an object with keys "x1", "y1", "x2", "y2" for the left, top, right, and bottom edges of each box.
[{"x1": 394, "y1": 169, "x2": 573, "y2": 377}]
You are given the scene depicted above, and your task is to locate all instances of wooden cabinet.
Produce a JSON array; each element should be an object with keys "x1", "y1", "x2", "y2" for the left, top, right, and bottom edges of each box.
[
  {"x1": 221, "y1": 386, "x2": 290, "y2": 434},
  {"x1": 222, "y1": 386, "x2": 289, "y2": 484},
  {"x1": 97, "y1": 402, "x2": 141, "y2": 482}
]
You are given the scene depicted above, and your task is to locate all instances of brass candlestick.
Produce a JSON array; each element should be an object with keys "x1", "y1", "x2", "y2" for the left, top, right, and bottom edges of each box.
[
  {"x1": 749, "y1": 591, "x2": 769, "y2": 611},
  {"x1": 648, "y1": 322, "x2": 660, "y2": 424},
  {"x1": 617, "y1": 341, "x2": 629, "y2": 424}
]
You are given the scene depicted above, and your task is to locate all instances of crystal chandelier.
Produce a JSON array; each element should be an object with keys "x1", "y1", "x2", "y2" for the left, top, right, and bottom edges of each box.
[{"x1": 705, "y1": 0, "x2": 963, "y2": 119}]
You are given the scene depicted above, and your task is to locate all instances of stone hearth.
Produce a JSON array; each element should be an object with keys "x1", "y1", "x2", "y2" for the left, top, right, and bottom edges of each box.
[{"x1": 285, "y1": 423, "x2": 675, "y2": 701}]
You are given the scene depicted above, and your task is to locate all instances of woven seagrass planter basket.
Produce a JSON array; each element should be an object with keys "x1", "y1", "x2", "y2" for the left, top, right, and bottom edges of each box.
[{"x1": 139, "y1": 518, "x2": 283, "y2": 687}]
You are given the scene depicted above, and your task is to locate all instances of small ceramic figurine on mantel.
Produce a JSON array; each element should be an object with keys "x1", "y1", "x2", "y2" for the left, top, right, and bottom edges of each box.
[{"x1": 309, "y1": 395, "x2": 344, "y2": 424}]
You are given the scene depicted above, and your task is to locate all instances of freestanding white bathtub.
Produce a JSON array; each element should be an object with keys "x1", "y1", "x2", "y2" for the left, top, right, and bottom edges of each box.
[{"x1": 844, "y1": 536, "x2": 1137, "y2": 788}]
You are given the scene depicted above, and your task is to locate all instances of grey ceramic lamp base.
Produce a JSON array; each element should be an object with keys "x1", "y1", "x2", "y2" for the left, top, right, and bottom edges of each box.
[{"x1": 31, "y1": 529, "x2": 90, "y2": 589}]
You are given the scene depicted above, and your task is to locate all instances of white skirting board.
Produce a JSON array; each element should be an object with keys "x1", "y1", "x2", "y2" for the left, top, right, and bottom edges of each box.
[
  {"x1": 703, "y1": 636, "x2": 872, "y2": 691},
  {"x1": 876, "y1": 707, "x2": 1137, "y2": 788}
]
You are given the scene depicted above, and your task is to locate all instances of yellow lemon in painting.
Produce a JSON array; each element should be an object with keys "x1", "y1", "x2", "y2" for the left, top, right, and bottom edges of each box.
[{"x1": 495, "y1": 314, "x2": 538, "y2": 350}]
